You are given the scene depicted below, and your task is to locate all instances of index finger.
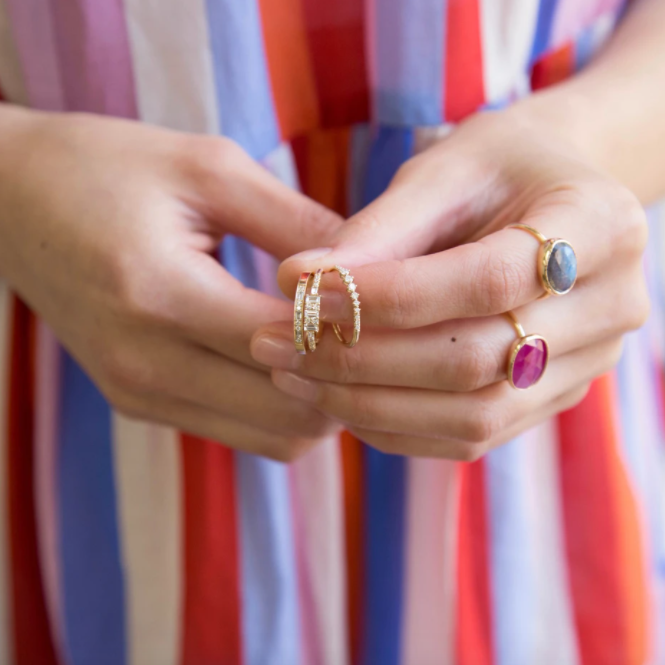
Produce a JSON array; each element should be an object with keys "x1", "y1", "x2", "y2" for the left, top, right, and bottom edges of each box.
[{"x1": 279, "y1": 210, "x2": 602, "y2": 329}]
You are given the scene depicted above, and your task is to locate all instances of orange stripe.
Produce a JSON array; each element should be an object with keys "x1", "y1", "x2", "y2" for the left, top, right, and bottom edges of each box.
[
  {"x1": 292, "y1": 128, "x2": 350, "y2": 215},
  {"x1": 558, "y1": 374, "x2": 648, "y2": 665},
  {"x1": 341, "y1": 431, "x2": 364, "y2": 665},
  {"x1": 531, "y1": 44, "x2": 575, "y2": 90},
  {"x1": 259, "y1": 0, "x2": 319, "y2": 140}
]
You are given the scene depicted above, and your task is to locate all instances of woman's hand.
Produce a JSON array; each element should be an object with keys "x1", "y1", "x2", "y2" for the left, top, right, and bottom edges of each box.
[
  {"x1": 252, "y1": 109, "x2": 649, "y2": 460},
  {"x1": 0, "y1": 106, "x2": 345, "y2": 460}
]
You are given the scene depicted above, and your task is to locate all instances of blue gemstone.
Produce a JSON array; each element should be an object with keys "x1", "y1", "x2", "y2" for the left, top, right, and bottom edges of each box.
[{"x1": 547, "y1": 241, "x2": 577, "y2": 293}]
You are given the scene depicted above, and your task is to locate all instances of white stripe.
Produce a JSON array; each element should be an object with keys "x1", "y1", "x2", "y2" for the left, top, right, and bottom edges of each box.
[
  {"x1": 480, "y1": 0, "x2": 540, "y2": 105},
  {"x1": 524, "y1": 420, "x2": 580, "y2": 665},
  {"x1": 124, "y1": 0, "x2": 219, "y2": 134},
  {"x1": 0, "y1": 0, "x2": 27, "y2": 104},
  {"x1": 0, "y1": 282, "x2": 12, "y2": 665},
  {"x1": 112, "y1": 417, "x2": 182, "y2": 665},
  {"x1": 291, "y1": 439, "x2": 349, "y2": 665}
]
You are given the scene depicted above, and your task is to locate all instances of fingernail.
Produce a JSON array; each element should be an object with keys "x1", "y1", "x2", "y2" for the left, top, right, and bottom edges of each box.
[
  {"x1": 273, "y1": 370, "x2": 319, "y2": 403},
  {"x1": 252, "y1": 335, "x2": 301, "y2": 369},
  {"x1": 284, "y1": 247, "x2": 333, "y2": 262}
]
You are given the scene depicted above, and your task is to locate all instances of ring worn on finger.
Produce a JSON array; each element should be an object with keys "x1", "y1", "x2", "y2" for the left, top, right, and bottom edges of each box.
[
  {"x1": 505, "y1": 311, "x2": 549, "y2": 390},
  {"x1": 508, "y1": 224, "x2": 578, "y2": 296}
]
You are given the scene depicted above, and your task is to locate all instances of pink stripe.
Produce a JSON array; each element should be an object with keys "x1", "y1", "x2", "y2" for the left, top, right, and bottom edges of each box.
[
  {"x1": 34, "y1": 324, "x2": 69, "y2": 664},
  {"x1": 48, "y1": 0, "x2": 136, "y2": 115},
  {"x1": 551, "y1": 0, "x2": 623, "y2": 48},
  {"x1": 3, "y1": 0, "x2": 65, "y2": 110},
  {"x1": 401, "y1": 459, "x2": 460, "y2": 665}
]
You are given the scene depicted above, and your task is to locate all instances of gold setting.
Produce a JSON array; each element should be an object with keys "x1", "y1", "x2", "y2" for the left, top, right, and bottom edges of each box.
[
  {"x1": 327, "y1": 265, "x2": 360, "y2": 348},
  {"x1": 504, "y1": 311, "x2": 549, "y2": 390},
  {"x1": 508, "y1": 224, "x2": 577, "y2": 297},
  {"x1": 293, "y1": 270, "x2": 323, "y2": 353}
]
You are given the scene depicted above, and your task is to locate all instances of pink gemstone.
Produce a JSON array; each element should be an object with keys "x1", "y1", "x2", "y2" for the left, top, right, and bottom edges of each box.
[{"x1": 512, "y1": 338, "x2": 548, "y2": 389}]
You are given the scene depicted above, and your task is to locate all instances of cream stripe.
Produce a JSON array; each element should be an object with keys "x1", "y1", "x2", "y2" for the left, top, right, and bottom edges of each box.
[
  {"x1": 524, "y1": 420, "x2": 580, "y2": 665},
  {"x1": 0, "y1": 0, "x2": 27, "y2": 104},
  {"x1": 401, "y1": 459, "x2": 460, "y2": 665},
  {"x1": 0, "y1": 282, "x2": 12, "y2": 665},
  {"x1": 124, "y1": 0, "x2": 219, "y2": 133},
  {"x1": 290, "y1": 438, "x2": 349, "y2": 665},
  {"x1": 112, "y1": 417, "x2": 182, "y2": 665},
  {"x1": 480, "y1": 0, "x2": 540, "y2": 104}
]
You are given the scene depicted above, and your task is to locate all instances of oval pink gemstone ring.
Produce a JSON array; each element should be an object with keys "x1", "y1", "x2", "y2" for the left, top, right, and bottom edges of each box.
[{"x1": 505, "y1": 311, "x2": 549, "y2": 390}]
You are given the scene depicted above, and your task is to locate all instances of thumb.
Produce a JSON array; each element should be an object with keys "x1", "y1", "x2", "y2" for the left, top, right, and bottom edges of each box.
[{"x1": 194, "y1": 137, "x2": 344, "y2": 260}]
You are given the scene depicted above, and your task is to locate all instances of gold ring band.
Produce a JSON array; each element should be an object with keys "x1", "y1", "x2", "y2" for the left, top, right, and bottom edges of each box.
[
  {"x1": 293, "y1": 270, "x2": 323, "y2": 353},
  {"x1": 508, "y1": 224, "x2": 578, "y2": 296},
  {"x1": 327, "y1": 265, "x2": 360, "y2": 348},
  {"x1": 504, "y1": 311, "x2": 549, "y2": 390}
]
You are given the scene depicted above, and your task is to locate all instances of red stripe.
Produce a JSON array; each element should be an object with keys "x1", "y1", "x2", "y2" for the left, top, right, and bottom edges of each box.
[
  {"x1": 341, "y1": 431, "x2": 364, "y2": 665},
  {"x1": 531, "y1": 44, "x2": 575, "y2": 90},
  {"x1": 7, "y1": 298, "x2": 59, "y2": 665},
  {"x1": 180, "y1": 435, "x2": 242, "y2": 665},
  {"x1": 558, "y1": 374, "x2": 648, "y2": 665},
  {"x1": 301, "y1": 0, "x2": 369, "y2": 127},
  {"x1": 444, "y1": 0, "x2": 485, "y2": 122},
  {"x1": 455, "y1": 460, "x2": 494, "y2": 665}
]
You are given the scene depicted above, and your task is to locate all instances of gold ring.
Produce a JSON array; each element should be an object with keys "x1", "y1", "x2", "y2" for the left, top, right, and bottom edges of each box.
[
  {"x1": 293, "y1": 270, "x2": 323, "y2": 353},
  {"x1": 505, "y1": 311, "x2": 548, "y2": 390},
  {"x1": 326, "y1": 265, "x2": 360, "y2": 348},
  {"x1": 508, "y1": 224, "x2": 577, "y2": 296}
]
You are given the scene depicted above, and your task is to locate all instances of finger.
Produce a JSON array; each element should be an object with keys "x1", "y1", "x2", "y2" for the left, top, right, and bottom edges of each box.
[
  {"x1": 109, "y1": 335, "x2": 341, "y2": 439},
  {"x1": 118, "y1": 394, "x2": 328, "y2": 462},
  {"x1": 277, "y1": 189, "x2": 645, "y2": 329},
  {"x1": 350, "y1": 383, "x2": 590, "y2": 460},
  {"x1": 271, "y1": 337, "x2": 623, "y2": 442},
  {"x1": 251, "y1": 269, "x2": 647, "y2": 390},
  {"x1": 188, "y1": 136, "x2": 344, "y2": 260}
]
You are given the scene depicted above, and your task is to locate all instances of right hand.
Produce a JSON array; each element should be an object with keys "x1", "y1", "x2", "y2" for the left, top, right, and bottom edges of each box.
[{"x1": 0, "y1": 106, "x2": 344, "y2": 460}]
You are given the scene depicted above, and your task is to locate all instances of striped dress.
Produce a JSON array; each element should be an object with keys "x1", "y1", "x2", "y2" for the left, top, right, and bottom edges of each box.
[{"x1": 0, "y1": 1, "x2": 664, "y2": 664}]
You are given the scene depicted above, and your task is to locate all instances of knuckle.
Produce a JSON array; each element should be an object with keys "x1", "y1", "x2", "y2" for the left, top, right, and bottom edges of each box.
[
  {"x1": 563, "y1": 383, "x2": 592, "y2": 412},
  {"x1": 99, "y1": 347, "x2": 154, "y2": 396},
  {"x1": 462, "y1": 399, "x2": 505, "y2": 444},
  {"x1": 457, "y1": 336, "x2": 500, "y2": 392},
  {"x1": 477, "y1": 248, "x2": 527, "y2": 315},
  {"x1": 379, "y1": 261, "x2": 419, "y2": 328},
  {"x1": 296, "y1": 200, "x2": 342, "y2": 242},
  {"x1": 330, "y1": 345, "x2": 364, "y2": 384},
  {"x1": 615, "y1": 188, "x2": 648, "y2": 253},
  {"x1": 454, "y1": 442, "x2": 488, "y2": 463},
  {"x1": 604, "y1": 339, "x2": 625, "y2": 373},
  {"x1": 625, "y1": 289, "x2": 651, "y2": 331},
  {"x1": 265, "y1": 438, "x2": 316, "y2": 463},
  {"x1": 188, "y1": 134, "x2": 245, "y2": 175}
]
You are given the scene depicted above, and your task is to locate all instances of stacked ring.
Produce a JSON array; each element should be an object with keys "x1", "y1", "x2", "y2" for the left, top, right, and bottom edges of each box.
[
  {"x1": 508, "y1": 224, "x2": 577, "y2": 296},
  {"x1": 293, "y1": 269, "x2": 323, "y2": 353},
  {"x1": 505, "y1": 311, "x2": 549, "y2": 390},
  {"x1": 327, "y1": 265, "x2": 361, "y2": 348}
]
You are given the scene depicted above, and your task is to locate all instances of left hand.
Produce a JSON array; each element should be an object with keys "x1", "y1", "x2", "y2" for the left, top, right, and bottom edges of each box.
[{"x1": 251, "y1": 109, "x2": 650, "y2": 460}]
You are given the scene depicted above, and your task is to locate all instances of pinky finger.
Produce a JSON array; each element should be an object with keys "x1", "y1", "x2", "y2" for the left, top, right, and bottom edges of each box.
[
  {"x1": 117, "y1": 395, "x2": 332, "y2": 462},
  {"x1": 351, "y1": 382, "x2": 592, "y2": 461}
]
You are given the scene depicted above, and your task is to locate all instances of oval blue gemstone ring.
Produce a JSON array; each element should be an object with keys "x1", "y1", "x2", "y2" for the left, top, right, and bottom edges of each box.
[{"x1": 508, "y1": 224, "x2": 578, "y2": 296}]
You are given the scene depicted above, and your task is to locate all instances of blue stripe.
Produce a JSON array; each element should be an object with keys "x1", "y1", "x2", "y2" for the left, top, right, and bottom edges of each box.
[
  {"x1": 529, "y1": 0, "x2": 559, "y2": 63},
  {"x1": 374, "y1": 0, "x2": 446, "y2": 125},
  {"x1": 361, "y1": 126, "x2": 413, "y2": 665},
  {"x1": 58, "y1": 352, "x2": 126, "y2": 665},
  {"x1": 486, "y1": 439, "x2": 538, "y2": 665},
  {"x1": 574, "y1": 27, "x2": 595, "y2": 71},
  {"x1": 221, "y1": 235, "x2": 301, "y2": 665},
  {"x1": 205, "y1": 0, "x2": 280, "y2": 158}
]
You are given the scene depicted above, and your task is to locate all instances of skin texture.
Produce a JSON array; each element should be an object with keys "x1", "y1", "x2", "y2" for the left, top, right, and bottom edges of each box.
[{"x1": 0, "y1": 0, "x2": 663, "y2": 461}]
